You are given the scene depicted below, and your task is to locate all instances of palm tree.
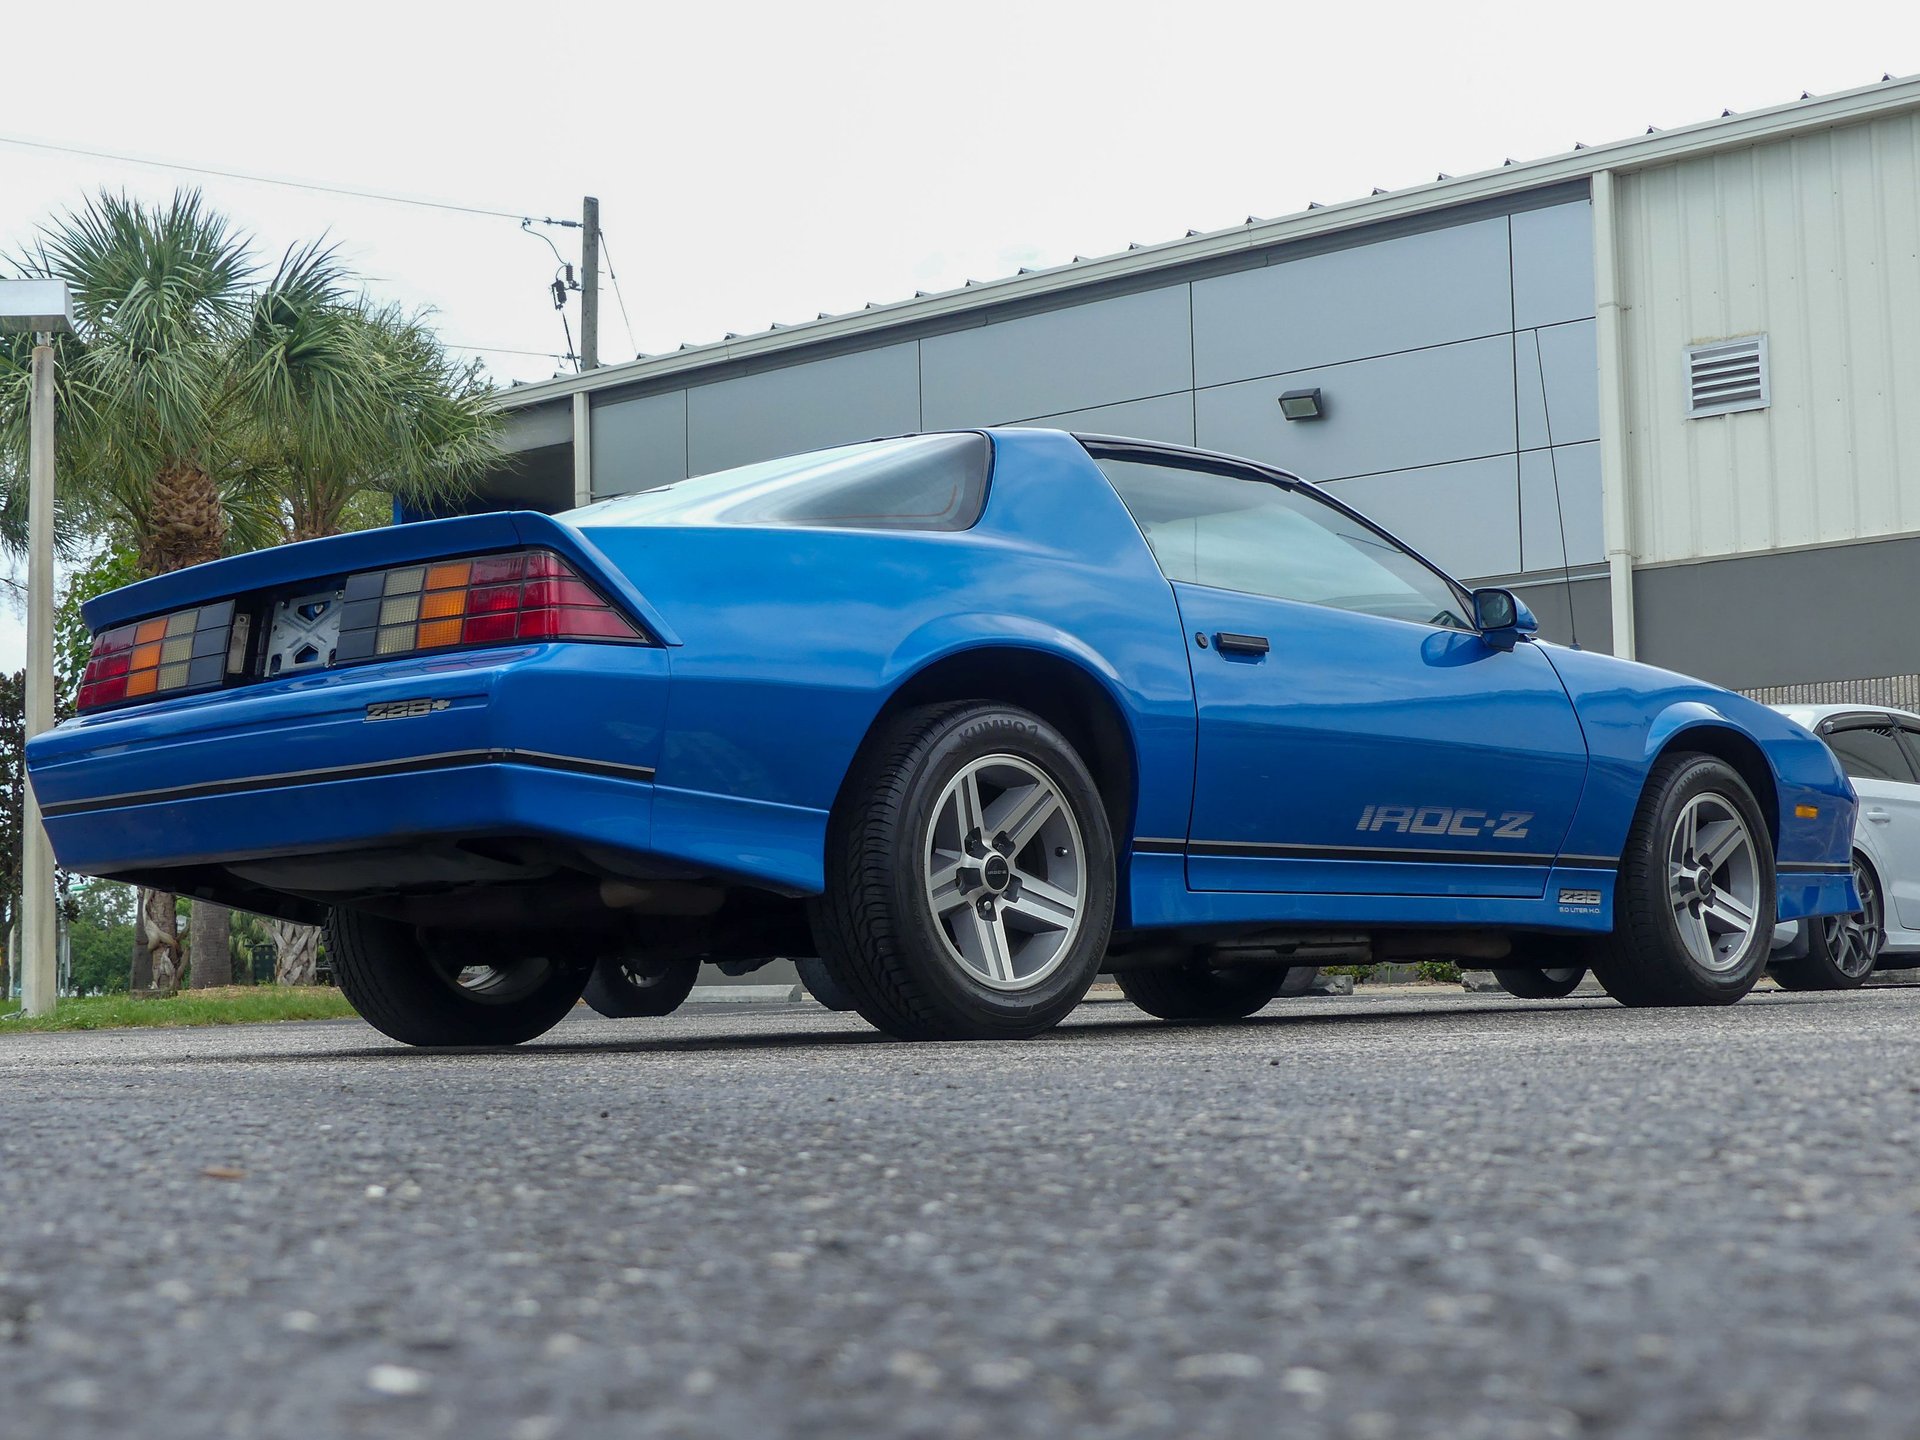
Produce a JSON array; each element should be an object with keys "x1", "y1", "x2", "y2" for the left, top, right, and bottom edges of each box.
[{"x1": 1, "y1": 190, "x2": 503, "y2": 990}]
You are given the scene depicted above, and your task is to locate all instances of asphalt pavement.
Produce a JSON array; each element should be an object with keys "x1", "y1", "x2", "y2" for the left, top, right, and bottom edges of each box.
[{"x1": 3, "y1": 983, "x2": 1920, "y2": 1440}]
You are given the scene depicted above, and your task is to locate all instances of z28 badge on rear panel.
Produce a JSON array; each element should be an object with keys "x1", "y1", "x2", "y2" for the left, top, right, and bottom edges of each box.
[{"x1": 365, "y1": 698, "x2": 452, "y2": 721}]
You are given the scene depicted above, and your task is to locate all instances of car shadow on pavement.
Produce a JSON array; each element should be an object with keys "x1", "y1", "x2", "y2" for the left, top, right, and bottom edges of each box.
[{"x1": 93, "y1": 986, "x2": 1903, "y2": 1066}]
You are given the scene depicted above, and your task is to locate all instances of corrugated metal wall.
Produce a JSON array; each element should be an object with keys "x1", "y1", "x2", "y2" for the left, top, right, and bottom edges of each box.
[
  {"x1": 1617, "y1": 111, "x2": 1920, "y2": 563},
  {"x1": 1742, "y1": 674, "x2": 1920, "y2": 709}
]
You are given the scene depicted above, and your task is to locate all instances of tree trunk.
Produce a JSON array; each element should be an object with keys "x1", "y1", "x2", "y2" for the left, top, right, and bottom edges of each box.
[
  {"x1": 131, "y1": 915, "x2": 152, "y2": 992},
  {"x1": 139, "y1": 463, "x2": 229, "y2": 575},
  {"x1": 269, "y1": 920, "x2": 320, "y2": 986},
  {"x1": 141, "y1": 887, "x2": 182, "y2": 992},
  {"x1": 189, "y1": 901, "x2": 233, "y2": 988}
]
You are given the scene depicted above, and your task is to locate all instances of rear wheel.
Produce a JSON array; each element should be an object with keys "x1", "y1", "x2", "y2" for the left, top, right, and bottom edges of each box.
[
  {"x1": 810, "y1": 702, "x2": 1115, "y2": 1040},
  {"x1": 1589, "y1": 754, "x2": 1776, "y2": 1007},
  {"x1": 1117, "y1": 956, "x2": 1286, "y2": 1020},
  {"x1": 1491, "y1": 966, "x2": 1587, "y2": 999},
  {"x1": 326, "y1": 909, "x2": 590, "y2": 1047},
  {"x1": 581, "y1": 952, "x2": 701, "y2": 1017},
  {"x1": 1772, "y1": 853, "x2": 1883, "y2": 991}
]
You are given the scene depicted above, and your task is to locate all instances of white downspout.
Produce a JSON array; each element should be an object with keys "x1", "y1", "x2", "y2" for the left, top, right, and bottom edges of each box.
[
  {"x1": 1591, "y1": 168, "x2": 1637, "y2": 660},
  {"x1": 571, "y1": 391, "x2": 593, "y2": 509}
]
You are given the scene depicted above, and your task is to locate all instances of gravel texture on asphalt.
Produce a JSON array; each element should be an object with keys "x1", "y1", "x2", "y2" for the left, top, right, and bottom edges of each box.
[{"x1": 3, "y1": 984, "x2": 1920, "y2": 1440}]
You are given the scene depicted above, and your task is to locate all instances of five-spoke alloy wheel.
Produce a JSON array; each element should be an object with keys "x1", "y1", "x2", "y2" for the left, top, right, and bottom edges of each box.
[
  {"x1": 811, "y1": 702, "x2": 1115, "y2": 1040},
  {"x1": 327, "y1": 909, "x2": 592, "y2": 1047},
  {"x1": 1491, "y1": 965, "x2": 1588, "y2": 999},
  {"x1": 1773, "y1": 852, "x2": 1884, "y2": 991},
  {"x1": 582, "y1": 952, "x2": 702, "y2": 1017},
  {"x1": 923, "y1": 755, "x2": 1088, "y2": 992},
  {"x1": 1590, "y1": 753, "x2": 1777, "y2": 1006}
]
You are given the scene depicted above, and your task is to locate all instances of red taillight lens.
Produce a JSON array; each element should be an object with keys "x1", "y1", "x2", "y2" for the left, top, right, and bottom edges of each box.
[
  {"x1": 77, "y1": 601, "x2": 238, "y2": 713},
  {"x1": 334, "y1": 548, "x2": 644, "y2": 665}
]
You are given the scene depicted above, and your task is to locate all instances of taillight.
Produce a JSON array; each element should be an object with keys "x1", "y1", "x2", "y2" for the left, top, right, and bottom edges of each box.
[
  {"x1": 334, "y1": 548, "x2": 644, "y2": 664},
  {"x1": 78, "y1": 601, "x2": 237, "y2": 713}
]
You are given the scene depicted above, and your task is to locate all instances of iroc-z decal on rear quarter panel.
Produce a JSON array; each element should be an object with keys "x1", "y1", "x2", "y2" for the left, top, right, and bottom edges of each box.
[{"x1": 1357, "y1": 805, "x2": 1534, "y2": 840}]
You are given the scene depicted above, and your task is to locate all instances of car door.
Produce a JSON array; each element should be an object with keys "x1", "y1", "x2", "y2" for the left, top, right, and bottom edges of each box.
[
  {"x1": 1091, "y1": 449, "x2": 1589, "y2": 898},
  {"x1": 1825, "y1": 715, "x2": 1920, "y2": 931}
]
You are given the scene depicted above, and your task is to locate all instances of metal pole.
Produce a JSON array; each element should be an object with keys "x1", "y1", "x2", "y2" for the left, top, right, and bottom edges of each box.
[
  {"x1": 20, "y1": 339, "x2": 58, "y2": 1016},
  {"x1": 580, "y1": 196, "x2": 600, "y2": 372},
  {"x1": 1591, "y1": 170, "x2": 1638, "y2": 661}
]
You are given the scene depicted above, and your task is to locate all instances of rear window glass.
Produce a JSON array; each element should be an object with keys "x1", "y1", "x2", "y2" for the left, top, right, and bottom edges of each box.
[{"x1": 580, "y1": 433, "x2": 990, "y2": 531}]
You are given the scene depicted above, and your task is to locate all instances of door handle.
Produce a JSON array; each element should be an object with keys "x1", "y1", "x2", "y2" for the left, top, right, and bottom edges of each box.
[
  {"x1": 1865, "y1": 807, "x2": 1893, "y2": 823},
  {"x1": 1214, "y1": 632, "x2": 1270, "y2": 656}
]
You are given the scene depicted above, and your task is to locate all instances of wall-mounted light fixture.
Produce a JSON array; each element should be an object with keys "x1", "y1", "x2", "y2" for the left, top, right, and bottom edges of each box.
[{"x1": 1278, "y1": 387, "x2": 1324, "y2": 421}]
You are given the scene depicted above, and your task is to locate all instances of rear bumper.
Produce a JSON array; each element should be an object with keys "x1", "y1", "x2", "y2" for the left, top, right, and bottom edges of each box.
[
  {"x1": 29, "y1": 639, "x2": 829, "y2": 899},
  {"x1": 29, "y1": 642, "x2": 671, "y2": 887},
  {"x1": 47, "y1": 758, "x2": 655, "y2": 874}
]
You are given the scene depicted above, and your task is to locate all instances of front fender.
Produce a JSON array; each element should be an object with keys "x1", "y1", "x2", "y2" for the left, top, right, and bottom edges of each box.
[{"x1": 1540, "y1": 645, "x2": 1856, "y2": 918}]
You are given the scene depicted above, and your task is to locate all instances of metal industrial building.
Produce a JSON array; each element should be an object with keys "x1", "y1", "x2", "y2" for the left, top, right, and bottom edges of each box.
[{"x1": 476, "y1": 76, "x2": 1920, "y2": 703}]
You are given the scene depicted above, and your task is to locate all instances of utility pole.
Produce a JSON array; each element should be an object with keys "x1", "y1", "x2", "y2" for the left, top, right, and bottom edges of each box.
[{"x1": 580, "y1": 196, "x2": 600, "y2": 372}]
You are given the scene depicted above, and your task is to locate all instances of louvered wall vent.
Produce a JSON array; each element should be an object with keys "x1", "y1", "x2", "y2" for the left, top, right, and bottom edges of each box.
[{"x1": 1685, "y1": 336, "x2": 1770, "y2": 418}]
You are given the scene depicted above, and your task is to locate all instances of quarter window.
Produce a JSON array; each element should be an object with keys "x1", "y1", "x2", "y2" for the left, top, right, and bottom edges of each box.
[
  {"x1": 1093, "y1": 455, "x2": 1472, "y2": 630},
  {"x1": 587, "y1": 433, "x2": 990, "y2": 532},
  {"x1": 1823, "y1": 723, "x2": 1919, "y2": 784}
]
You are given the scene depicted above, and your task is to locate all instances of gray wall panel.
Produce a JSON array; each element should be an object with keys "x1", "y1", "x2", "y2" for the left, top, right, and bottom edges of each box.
[
  {"x1": 1519, "y1": 442, "x2": 1604, "y2": 571},
  {"x1": 1636, "y1": 535, "x2": 1920, "y2": 689},
  {"x1": 920, "y1": 286, "x2": 1193, "y2": 429},
  {"x1": 590, "y1": 390, "x2": 687, "y2": 497},
  {"x1": 1190, "y1": 217, "x2": 1512, "y2": 388},
  {"x1": 1008, "y1": 392, "x2": 1195, "y2": 446},
  {"x1": 685, "y1": 343, "x2": 921, "y2": 474},
  {"x1": 1510, "y1": 574, "x2": 1611, "y2": 653},
  {"x1": 1510, "y1": 201, "x2": 1595, "y2": 329},
  {"x1": 1515, "y1": 319, "x2": 1599, "y2": 450},
  {"x1": 1194, "y1": 336, "x2": 1517, "y2": 482},
  {"x1": 501, "y1": 401, "x2": 571, "y2": 452},
  {"x1": 1322, "y1": 454, "x2": 1521, "y2": 580}
]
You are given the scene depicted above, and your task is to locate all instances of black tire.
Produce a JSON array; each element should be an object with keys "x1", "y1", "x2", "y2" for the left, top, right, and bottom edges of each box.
[
  {"x1": 1117, "y1": 956, "x2": 1286, "y2": 1020},
  {"x1": 793, "y1": 955, "x2": 857, "y2": 1012},
  {"x1": 581, "y1": 953, "x2": 701, "y2": 1017},
  {"x1": 1588, "y1": 753, "x2": 1777, "y2": 1007},
  {"x1": 1491, "y1": 965, "x2": 1588, "y2": 999},
  {"x1": 810, "y1": 702, "x2": 1116, "y2": 1041},
  {"x1": 1275, "y1": 966, "x2": 1319, "y2": 998},
  {"x1": 326, "y1": 908, "x2": 590, "y2": 1047},
  {"x1": 1771, "y1": 852, "x2": 1884, "y2": 991}
]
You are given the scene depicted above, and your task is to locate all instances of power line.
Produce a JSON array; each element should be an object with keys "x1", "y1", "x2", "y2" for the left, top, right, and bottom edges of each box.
[
  {"x1": 0, "y1": 130, "x2": 559, "y2": 224},
  {"x1": 597, "y1": 228, "x2": 639, "y2": 356},
  {"x1": 445, "y1": 341, "x2": 572, "y2": 360}
]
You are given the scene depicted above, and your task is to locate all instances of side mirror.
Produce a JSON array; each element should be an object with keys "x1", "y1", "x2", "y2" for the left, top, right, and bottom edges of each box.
[{"x1": 1473, "y1": 587, "x2": 1538, "y2": 649}]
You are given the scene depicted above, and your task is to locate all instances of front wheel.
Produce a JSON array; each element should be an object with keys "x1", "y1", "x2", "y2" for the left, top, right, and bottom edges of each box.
[
  {"x1": 326, "y1": 910, "x2": 590, "y2": 1047},
  {"x1": 1117, "y1": 957, "x2": 1286, "y2": 1020},
  {"x1": 1491, "y1": 966, "x2": 1588, "y2": 999},
  {"x1": 581, "y1": 952, "x2": 701, "y2": 1017},
  {"x1": 1772, "y1": 853, "x2": 1883, "y2": 991},
  {"x1": 1589, "y1": 754, "x2": 1776, "y2": 1007},
  {"x1": 810, "y1": 702, "x2": 1116, "y2": 1041}
]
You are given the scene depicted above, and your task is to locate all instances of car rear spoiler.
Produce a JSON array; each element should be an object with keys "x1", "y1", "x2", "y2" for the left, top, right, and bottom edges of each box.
[{"x1": 81, "y1": 511, "x2": 681, "y2": 646}]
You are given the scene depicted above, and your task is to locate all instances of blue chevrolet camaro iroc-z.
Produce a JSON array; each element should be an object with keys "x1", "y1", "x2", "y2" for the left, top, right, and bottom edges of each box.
[{"x1": 27, "y1": 429, "x2": 1858, "y2": 1044}]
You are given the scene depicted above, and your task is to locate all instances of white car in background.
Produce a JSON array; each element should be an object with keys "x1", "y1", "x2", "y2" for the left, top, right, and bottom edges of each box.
[{"x1": 1770, "y1": 704, "x2": 1920, "y2": 988}]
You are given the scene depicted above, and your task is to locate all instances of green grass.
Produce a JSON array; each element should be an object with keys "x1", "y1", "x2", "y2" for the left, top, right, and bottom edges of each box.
[{"x1": 0, "y1": 986, "x2": 358, "y2": 1034}]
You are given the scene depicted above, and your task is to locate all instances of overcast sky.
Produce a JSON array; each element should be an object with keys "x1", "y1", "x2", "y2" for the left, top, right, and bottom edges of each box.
[{"x1": 3, "y1": 0, "x2": 1918, "y2": 665}]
